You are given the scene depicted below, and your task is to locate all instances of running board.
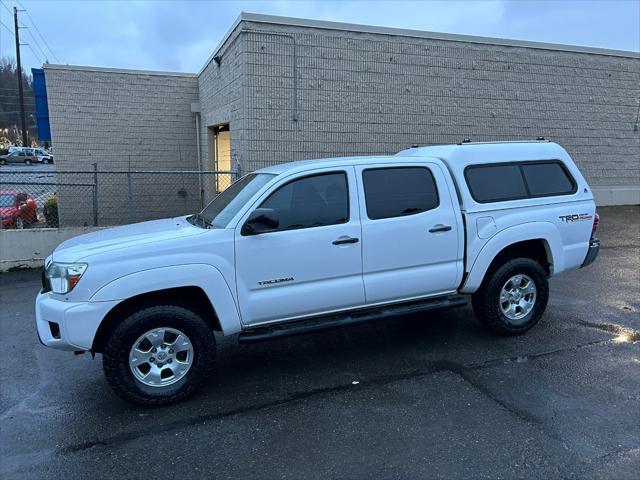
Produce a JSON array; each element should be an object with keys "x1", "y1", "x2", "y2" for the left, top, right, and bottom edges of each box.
[{"x1": 237, "y1": 295, "x2": 468, "y2": 344}]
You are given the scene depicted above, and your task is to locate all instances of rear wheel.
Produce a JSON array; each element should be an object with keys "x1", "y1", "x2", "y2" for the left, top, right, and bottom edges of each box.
[
  {"x1": 472, "y1": 258, "x2": 549, "y2": 335},
  {"x1": 24, "y1": 159, "x2": 32, "y2": 165},
  {"x1": 103, "y1": 305, "x2": 216, "y2": 406},
  {"x1": 0, "y1": 159, "x2": 6, "y2": 165}
]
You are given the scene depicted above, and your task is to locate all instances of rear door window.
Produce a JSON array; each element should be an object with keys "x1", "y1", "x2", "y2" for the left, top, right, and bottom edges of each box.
[{"x1": 362, "y1": 167, "x2": 439, "y2": 220}]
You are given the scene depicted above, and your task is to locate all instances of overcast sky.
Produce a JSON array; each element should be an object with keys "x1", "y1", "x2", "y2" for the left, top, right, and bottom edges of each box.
[{"x1": 1, "y1": 0, "x2": 638, "y2": 74}]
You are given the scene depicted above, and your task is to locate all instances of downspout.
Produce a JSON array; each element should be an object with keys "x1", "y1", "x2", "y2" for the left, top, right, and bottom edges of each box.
[{"x1": 194, "y1": 110, "x2": 204, "y2": 208}]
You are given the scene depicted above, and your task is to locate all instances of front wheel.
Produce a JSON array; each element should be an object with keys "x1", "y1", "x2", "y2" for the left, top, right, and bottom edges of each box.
[
  {"x1": 472, "y1": 258, "x2": 549, "y2": 335},
  {"x1": 103, "y1": 305, "x2": 216, "y2": 406}
]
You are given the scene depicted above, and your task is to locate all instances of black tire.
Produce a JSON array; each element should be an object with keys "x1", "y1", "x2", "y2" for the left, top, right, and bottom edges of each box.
[
  {"x1": 471, "y1": 257, "x2": 549, "y2": 335},
  {"x1": 0, "y1": 159, "x2": 6, "y2": 165},
  {"x1": 24, "y1": 159, "x2": 32, "y2": 165},
  {"x1": 103, "y1": 305, "x2": 216, "y2": 406}
]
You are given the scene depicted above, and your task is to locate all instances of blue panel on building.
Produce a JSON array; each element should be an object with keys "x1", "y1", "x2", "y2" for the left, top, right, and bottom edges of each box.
[{"x1": 31, "y1": 68, "x2": 51, "y2": 142}]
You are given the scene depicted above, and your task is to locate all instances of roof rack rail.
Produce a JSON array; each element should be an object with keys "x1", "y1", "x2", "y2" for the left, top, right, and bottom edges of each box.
[{"x1": 456, "y1": 139, "x2": 551, "y2": 145}]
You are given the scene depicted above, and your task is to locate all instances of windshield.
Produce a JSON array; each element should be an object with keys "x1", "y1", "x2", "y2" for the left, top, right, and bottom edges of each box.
[{"x1": 199, "y1": 173, "x2": 275, "y2": 228}]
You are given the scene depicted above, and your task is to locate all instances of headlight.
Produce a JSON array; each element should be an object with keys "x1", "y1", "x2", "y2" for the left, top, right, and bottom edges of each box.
[{"x1": 45, "y1": 262, "x2": 87, "y2": 294}]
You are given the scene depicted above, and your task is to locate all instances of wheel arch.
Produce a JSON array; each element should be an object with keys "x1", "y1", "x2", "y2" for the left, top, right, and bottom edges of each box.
[
  {"x1": 90, "y1": 264, "x2": 242, "y2": 352},
  {"x1": 461, "y1": 222, "x2": 563, "y2": 294},
  {"x1": 92, "y1": 286, "x2": 220, "y2": 353}
]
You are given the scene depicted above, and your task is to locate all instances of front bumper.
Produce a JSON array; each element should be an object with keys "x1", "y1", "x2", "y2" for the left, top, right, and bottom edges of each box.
[
  {"x1": 580, "y1": 238, "x2": 600, "y2": 268},
  {"x1": 35, "y1": 292, "x2": 118, "y2": 351}
]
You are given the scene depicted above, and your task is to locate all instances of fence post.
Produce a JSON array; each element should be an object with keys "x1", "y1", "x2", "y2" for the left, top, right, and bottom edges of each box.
[
  {"x1": 92, "y1": 163, "x2": 98, "y2": 227},
  {"x1": 127, "y1": 171, "x2": 133, "y2": 223},
  {"x1": 235, "y1": 163, "x2": 242, "y2": 180}
]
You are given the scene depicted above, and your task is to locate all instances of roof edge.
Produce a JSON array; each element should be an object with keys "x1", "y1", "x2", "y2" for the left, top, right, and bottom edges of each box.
[
  {"x1": 198, "y1": 13, "x2": 245, "y2": 75},
  {"x1": 43, "y1": 63, "x2": 197, "y2": 77},
  {"x1": 205, "y1": 12, "x2": 639, "y2": 64}
]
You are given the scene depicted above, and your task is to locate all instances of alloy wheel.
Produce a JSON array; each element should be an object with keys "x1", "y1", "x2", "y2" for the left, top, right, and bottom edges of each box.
[
  {"x1": 499, "y1": 274, "x2": 537, "y2": 324},
  {"x1": 128, "y1": 327, "x2": 194, "y2": 387}
]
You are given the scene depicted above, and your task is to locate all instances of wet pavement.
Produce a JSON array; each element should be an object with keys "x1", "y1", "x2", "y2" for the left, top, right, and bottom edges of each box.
[{"x1": 0, "y1": 205, "x2": 638, "y2": 479}]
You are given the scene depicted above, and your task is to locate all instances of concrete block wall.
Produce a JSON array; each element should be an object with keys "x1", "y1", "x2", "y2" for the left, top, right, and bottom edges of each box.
[
  {"x1": 239, "y1": 19, "x2": 640, "y2": 199},
  {"x1": 198, "y1": 29, "x2": 247, "y2": 174},
  {"x1": 44, "y1": 65, "x2": 201, "y2": 225}
]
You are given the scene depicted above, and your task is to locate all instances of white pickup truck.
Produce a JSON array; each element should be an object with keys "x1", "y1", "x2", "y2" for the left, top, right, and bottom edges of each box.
[{"x1": 36, "y1": 140, "x2": 600, "y2": 405}]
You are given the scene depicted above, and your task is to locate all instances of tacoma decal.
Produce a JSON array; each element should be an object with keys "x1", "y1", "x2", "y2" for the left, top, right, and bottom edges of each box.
[
  {"x1": 258, "y1": 277, "x2": 294, "y2": 286},
  {"x1": 559, "y1": 213, "x2": 593, "y2": 223}
]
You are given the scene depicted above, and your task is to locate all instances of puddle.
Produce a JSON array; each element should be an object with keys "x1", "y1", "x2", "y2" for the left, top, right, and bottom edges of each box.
[{"x1": 577, "y1": 320, "x2": 640, "y2": 343}]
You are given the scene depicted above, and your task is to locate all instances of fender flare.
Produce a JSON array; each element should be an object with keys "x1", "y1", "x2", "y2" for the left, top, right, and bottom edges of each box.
[
  {"x1": 90, "y1": 263, "x2": 242, "y2": 335},
  {"x1": 460, "y1": 222, "x2": 563, "y2": 294}
]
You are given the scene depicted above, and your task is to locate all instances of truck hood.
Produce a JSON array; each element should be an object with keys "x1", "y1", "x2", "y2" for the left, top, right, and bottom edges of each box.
[{"x1": 52, "y1": 216, "x2": 207, "y2": 262}]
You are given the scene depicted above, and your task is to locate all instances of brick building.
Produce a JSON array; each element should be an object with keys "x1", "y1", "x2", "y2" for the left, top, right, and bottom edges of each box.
[{"x1": 44, "y1": 12, "x2": 640, "y2": 209}]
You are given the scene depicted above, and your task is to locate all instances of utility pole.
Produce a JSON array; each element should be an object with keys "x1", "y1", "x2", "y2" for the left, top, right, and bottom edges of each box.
[{"x1": 13, "y1": 6, "x2": 28, "y2": 147}]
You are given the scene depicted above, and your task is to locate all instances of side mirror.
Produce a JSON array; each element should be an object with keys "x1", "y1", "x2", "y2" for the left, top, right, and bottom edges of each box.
[{"x1": 242, "y1": 208, "x2": 279, "y2": 236}]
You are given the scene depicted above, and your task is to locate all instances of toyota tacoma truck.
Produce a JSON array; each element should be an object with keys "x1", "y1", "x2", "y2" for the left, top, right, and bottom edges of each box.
[{"x1": 36, "y1": 140, "x2": 600, "y2": 405}]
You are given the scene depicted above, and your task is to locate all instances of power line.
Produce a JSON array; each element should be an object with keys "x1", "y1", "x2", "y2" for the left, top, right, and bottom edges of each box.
[
  {"x1": 24, "y1": 27, "x2": 48, "y2": 62},
  {"x1": 0, "y1": 19, "x2": 13, "y2": 35},
  {"x1": 23, "y1": 41, "x2": 43, "y2": 64},
  {"x1": 3, "y1": 2, "x2": 50, "y2": 65},
  {"x1": 0, "y1": 1, "x2": 12, "y2": 16},
  {"x1": 15, "y1": 0, "x2": 59, "y2": 62}
]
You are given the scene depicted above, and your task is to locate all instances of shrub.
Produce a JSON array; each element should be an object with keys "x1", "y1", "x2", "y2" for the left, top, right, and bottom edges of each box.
[{"x1": 43, "y1": 194, "x2": 59, "y2": 228}]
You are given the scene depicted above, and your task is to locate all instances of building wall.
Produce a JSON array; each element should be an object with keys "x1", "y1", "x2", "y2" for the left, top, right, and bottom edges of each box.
[
  {"x1": 198, "y1": 29, "x2": 247, "y2": 172},
  {"x1": 42, "y1": 15, "x2": 640, "y2": 211},
  {"x1": 44, "y1": 65, "x2": 201, "y2": 225},
  {"x1": 239, "y1": 20, "x2": 640, "y2": 201}
]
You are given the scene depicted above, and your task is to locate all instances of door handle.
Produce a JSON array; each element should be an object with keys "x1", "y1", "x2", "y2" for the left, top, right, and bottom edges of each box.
[
  {"x1": 429, "y1": 225, "x2": 452, "y2": 233},
  {"x1": 332, "y1": 237, "x2": 359, "y2": 245}
]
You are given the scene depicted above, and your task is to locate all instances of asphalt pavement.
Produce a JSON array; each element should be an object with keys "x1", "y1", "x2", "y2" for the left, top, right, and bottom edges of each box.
[{"x1": 0, "y1": 205, "x2": 638, "y2": 479}]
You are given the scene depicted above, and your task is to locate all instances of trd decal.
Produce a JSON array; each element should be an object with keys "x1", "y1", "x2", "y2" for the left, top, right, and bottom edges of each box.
[
  {"x1": 559, "y1": 213, "x2": 593, "y2": 223},
  {"x1": 258, "y1": 277, "x2": 294, "y2": 286}
]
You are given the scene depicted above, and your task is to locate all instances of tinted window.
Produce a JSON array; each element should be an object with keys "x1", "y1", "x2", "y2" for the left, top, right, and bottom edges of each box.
[
  {"x1": 522, "y1": 162, "x2": 575, "y2": 196},
  {"x1": 465, "y1": 165, "x2": 528, "y2": 202},
  {"x1": 363, "y1": 167, "x2": 439, "y2": 220},
  {"x1": 260, "y1": 172, "x2": 348, "y2": 231}
]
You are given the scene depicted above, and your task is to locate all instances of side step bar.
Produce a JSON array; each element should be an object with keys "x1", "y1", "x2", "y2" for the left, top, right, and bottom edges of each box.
[{"x1": 238, "y1": 295, "x2": 468, "y2": 344}]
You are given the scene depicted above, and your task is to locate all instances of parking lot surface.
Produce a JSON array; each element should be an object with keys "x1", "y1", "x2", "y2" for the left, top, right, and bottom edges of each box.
[
  {"x1": 0, "y1": 164, "x2": 56, "y2": 228},
  {"x1": 0, "y1": 205, "x2": 638, "y2": 479}
]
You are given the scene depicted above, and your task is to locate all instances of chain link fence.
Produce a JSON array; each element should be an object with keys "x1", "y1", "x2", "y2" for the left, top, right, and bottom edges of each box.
[{"x1": 0, "y1": 165, "x2": 239, "y2": 229}]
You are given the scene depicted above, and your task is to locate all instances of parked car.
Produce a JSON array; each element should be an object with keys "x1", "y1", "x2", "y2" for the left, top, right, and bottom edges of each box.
[
  {"x1": 33, "y1": 148, "x2": 54, "y2": 164},
  {"x1": 36, "y1": 140, "x2": 600, "y2": 406},
  {"x1": 0, "y1": 150, "x2": 40, "y2": 165},
  {"x1": 0, "y1": 190, "x2": 39, "y2": 229}
]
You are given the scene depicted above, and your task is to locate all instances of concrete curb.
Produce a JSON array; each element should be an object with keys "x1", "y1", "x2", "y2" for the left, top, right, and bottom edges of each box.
[{"x1": 0, "y1": 227, "x2": 103, "y2": 272}]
